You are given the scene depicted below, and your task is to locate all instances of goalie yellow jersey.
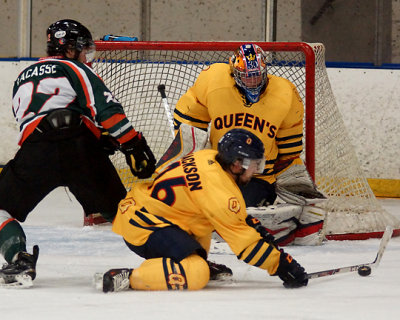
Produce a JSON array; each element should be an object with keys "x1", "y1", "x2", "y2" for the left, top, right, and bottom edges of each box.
[
  {"x1": 173, "y1": 63, "x2": 304, "y2": 183},
  {"x1": 112, "y1": 149, "x2": 281, "y2": 275}
]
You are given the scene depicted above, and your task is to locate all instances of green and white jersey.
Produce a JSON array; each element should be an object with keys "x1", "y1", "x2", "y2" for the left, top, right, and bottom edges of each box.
[{"x1": 12, "y1": 57, "x2": 137, "y2": 145}]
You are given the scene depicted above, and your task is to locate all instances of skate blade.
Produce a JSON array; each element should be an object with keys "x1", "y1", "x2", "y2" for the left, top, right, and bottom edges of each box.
[
  {"x1": 0, "y1": 274, "x2": 33, "y2": 289},
  {"x1": 210, "y1": 272, "x2": 233, "y2": 281},
  {"x1": 93, "y1": 272, "x2": 104, "y2": 290}
]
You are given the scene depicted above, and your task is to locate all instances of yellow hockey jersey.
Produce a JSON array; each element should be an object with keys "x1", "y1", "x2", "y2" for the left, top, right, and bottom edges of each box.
[
  {"x1": 173, "y1": 63, "x2": 304, "y2": 183},
  {"x1": 112, "y1": 149, "x2": 281, "y2": 275}
]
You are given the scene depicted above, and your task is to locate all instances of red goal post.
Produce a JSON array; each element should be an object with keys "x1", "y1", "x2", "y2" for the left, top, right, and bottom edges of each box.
[
  {"x1": 94, "y1": 41, "x2": 316, "y2": 180},
  {"x1": 89, "y1": 41, "x2": 400, "y2": 240}
]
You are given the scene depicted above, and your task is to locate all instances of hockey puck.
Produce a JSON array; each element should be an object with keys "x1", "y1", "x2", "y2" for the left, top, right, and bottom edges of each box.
[{"x1": 357, "y1": 266, "x2": 371, "y2": 277}]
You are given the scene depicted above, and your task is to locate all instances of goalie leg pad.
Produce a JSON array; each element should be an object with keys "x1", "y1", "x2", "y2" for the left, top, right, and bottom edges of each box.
[
  {"x1": 293, "y1": 205, "x2": 326, "y2": 246},
  {"x1": 156, "y1": 124, "x2": 209, "y2": 172},
  {"x1": 247, "y1": 204, "x2": 303, "y2": 246}
]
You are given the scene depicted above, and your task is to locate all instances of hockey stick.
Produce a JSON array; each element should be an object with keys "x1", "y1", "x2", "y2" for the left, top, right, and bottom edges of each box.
[
  {"x1": 307, "y1": 225, "x2": 393, "y2": 280},
  {"x1": 158, "y1": 84, "x2": 175, "y2": 138}
]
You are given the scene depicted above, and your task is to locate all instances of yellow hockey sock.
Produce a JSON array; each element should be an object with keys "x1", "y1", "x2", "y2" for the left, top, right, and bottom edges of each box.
[{"x1": 130, "y1": 254, "x2": 210, "y2": 291}]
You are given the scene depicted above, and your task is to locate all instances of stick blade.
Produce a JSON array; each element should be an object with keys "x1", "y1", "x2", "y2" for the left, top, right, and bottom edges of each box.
[
  {"x1": 307, "y1": 225, "x2": 394, "y2": 280},
  {"x1": 372, "y1": 225, "x2": 393, "y2": 267}
]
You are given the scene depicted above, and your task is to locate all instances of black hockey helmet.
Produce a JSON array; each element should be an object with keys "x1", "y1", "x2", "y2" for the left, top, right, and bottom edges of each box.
[
  {"x1": 217, "y1": 129, "x2": 265, "y2": 173},
  {"x1": 46, "y1": 19, "x2": 94, "y2": 56}
]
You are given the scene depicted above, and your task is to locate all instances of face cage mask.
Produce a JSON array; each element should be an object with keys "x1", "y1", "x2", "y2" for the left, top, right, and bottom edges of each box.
[
  {"x1": 233, "y1": 68, "x2": 267, "y2": 103},
  {"x1": 241, "y1": 157, "x2": 266, "y2": 174}
]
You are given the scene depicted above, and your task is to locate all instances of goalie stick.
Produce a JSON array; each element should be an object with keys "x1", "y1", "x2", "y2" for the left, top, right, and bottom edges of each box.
[
  {"x1": 155, "y1": 84, "x2": 210, "y2": 173},
  {"x1": 307, "y1": 225, "x2": 393, "y2": 280},
  {"x1": 158, "y1": 84, "x2": 175, "y2": 138}
]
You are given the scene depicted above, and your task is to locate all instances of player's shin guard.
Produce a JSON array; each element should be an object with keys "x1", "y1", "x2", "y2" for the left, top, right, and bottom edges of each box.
[
  {"x1": 0, "y1": 210, "x2": 27, "y2": 263},
  {"x1": 130, "y1": 254, "x2": 210, "y2": 291}
]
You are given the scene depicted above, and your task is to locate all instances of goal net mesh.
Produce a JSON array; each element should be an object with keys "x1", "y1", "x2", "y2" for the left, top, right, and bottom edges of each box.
[{"x1": 92, "y1": 41, "x2": 399, "y2": 239}]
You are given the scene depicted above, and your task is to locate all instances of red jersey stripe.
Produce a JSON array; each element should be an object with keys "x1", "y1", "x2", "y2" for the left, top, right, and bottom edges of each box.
[
  {"x1": 19, "y1": 117, "x2": 44, "y2": 145},
  {"x1": 118, "y1": 129, "x2": 138, "y2": 144},
  {"x1": 101, "y1": 113, "x2": 127, "y2": 129},
  {"x1": 0, "y1": 218, "x2": 15, "y2": 231}
]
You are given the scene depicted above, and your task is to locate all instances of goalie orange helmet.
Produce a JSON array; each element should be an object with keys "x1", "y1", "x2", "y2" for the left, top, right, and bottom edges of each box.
[{"x1": 229, "y1": 44, "x2": 268, "y2": 103}]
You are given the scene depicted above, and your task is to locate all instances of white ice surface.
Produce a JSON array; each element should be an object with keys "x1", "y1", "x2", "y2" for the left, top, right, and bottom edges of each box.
[{"x1": 1, "y1": 188, "x2": 399, "y2": 320}]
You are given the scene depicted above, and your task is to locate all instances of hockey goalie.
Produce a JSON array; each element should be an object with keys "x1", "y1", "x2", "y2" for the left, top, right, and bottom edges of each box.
[{"x1": 158, "y1": 43, "x2": 327, "y2": 247}]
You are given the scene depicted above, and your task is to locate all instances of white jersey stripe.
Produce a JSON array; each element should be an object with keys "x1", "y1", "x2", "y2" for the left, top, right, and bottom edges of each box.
[{"x1": 44, "y1": 59, "x2": 97, "y2": 120}]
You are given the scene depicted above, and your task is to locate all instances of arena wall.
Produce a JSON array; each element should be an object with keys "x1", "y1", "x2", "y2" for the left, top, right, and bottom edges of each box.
[{"x1": 0, "y1": 0, "x2": 399, "y2": 196}]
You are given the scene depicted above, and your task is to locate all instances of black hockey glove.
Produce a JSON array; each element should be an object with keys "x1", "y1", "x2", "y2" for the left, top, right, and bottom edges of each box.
[
  {"x1": 273, "y1": 249, "x2": 308, "y2": 288},
  {"x1": 99, "y1": 132, "x2": 119, "y2": 155},
  {"x1": 246, "y1": 215, "x2": 277, "y2": 246},
  {"x1": 121, "y1": 132, "x2": 156, "y2": 179}
]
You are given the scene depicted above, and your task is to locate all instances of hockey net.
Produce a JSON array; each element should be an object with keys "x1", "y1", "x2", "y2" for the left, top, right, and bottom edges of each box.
[{"x1": 90, "y1": 41, "x2": 400, "y2": 240}]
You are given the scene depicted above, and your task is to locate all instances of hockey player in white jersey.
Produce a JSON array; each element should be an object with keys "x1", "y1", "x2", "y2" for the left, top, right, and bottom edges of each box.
[{"x1": 0, "y1": 19, "x2": 156, "y2": 287}]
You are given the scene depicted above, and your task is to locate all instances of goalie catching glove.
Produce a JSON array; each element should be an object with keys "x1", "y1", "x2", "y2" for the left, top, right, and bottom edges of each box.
[
  {"x1": 275, "y1": 163, "x2": 327, "y2": 206},
  {"x1": 121, "y1": 132, "x2": 156, "y2": 179}
]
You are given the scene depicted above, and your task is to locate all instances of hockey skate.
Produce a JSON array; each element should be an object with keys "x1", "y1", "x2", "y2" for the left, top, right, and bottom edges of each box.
[
  {"x1": 102, "y1": 268, "x2": 132, "y2": 293},
  {"x1": 208, "y1": 261, "x2": 233, "y2": 281},
  {"x1": 0, "y1": 245, "x2": 39, "y2": 288}
]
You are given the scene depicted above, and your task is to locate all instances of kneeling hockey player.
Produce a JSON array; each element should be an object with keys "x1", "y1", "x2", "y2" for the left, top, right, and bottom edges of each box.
[{"x1": 101, "y1": 129, "x2": 308, "y2": 292}]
